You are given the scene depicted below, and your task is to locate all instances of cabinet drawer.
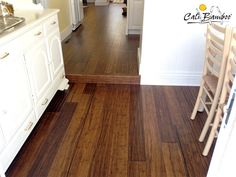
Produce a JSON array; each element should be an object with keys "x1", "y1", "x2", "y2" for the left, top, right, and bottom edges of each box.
[
  {"x1": 35, "y1": 86, "x2": 55, "y2": 119},
  {"x1": 0, "y1": 112, "x2": 36, "y2": 172},
  {"x1": 0, "y1": 40, "x2": 21, "y2": 58},
  {"x1": 44, "y1": 15, "x2": 59, "y2": 35},
  {"x1": 20, "y1": 25, "x2": 44, "y2": 48}
]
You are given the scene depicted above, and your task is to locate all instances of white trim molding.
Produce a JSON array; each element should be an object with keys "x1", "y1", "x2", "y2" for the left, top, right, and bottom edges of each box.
[
  {"x1": 60, "y1": 25, "x2": 72, "y2": 41},
  {"x1": 127, "y1": 29, "x2": 142, "y2": 35},
  {"x1": 95, "y1": 1, "x2": 109, "y2": 6},
  {"x1": 140, "y1": 71, "x2": 202, "y2": 86}
]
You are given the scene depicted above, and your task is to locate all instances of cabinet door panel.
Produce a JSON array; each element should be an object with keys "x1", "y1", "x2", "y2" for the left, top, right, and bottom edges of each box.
[
  {"x1": 25, "y1": 41, "x2": 52, "y2": 101},
  {"x1": 0, "y1": 47, "x2": 33, "y2": 142},
  {"x1": 48, "y1": 30, "x2": 64, "y2": 79}
]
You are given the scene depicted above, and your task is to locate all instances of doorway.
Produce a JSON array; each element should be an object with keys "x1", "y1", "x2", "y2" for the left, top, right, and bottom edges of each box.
[{"x1": 62, "y1": 3, "x2": 140, "y2": 84}]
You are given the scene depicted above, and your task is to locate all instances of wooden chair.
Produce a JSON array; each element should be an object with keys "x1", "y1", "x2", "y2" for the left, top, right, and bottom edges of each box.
[
  {"x1": 202, "y1": 30, "x2": 236, "y2": 156},
  {"x1": 190, "y1": 23, "x2": 232, "y2": 143}
]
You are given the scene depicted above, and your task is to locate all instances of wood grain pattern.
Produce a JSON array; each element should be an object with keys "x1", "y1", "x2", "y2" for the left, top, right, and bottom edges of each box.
[
  {"x1": 88, "y1": 85, "x2": 130, "y2": 177},
  {"x1": 66, "y1": 74, "x2": 140, "y2": 84},
  {"x1": 5, "y1": 112, "x2": 60, "y2": 177},
  {"x1": 47, "y1": 84, "x2": 95, "y2": 177},
  {"x1": 6, "y1": 84, "x2": 212, "y2": 177},
  {"x1": 141, "y1": 86, "x2": 167, "y2": 177},
  {"x1": 162, "y1": 143, "x2": 187, "y2": 177},
  {"x1": 153, "y1": 87, "x2": 178, "y2": 143},
  {"x1": 27, "y1": 103, "x2": 77, "y2": 177},
  {"x1": 129, "y1": 162, "x2": 147, "y2": 177},
  {"x1": 62, "y1": 4, "x2": 139, "y2": 77},
  {"x1": 129, "y1": 86, "x2": 146, "y2": 161}
]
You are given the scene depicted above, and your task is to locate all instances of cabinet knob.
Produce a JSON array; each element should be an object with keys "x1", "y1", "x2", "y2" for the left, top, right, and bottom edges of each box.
[
  {"x1": 0, "y1": 52, "x2": 9, "y2": 60},
  {"x1": 51, "y1": 21, "x2": 57, "y2": 25},
  {"x1": 24, "y1": 121, "x2": 34, "y2": 131},
  {"x1": 34, "y1": 32, "x2": 42, "y2": 36},
  {"x1": 42, "y1": 98, "x2": 49, "y2": 105}
]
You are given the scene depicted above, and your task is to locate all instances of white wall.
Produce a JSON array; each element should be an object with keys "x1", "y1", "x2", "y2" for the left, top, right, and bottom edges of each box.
[{"x1": 140, "y1": 0, "x2": 236, "y2": 86}]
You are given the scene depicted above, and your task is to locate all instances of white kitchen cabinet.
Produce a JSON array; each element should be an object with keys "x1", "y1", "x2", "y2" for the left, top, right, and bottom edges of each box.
[
  {"x1": 25, "y1": 41, "x2": 51, "y2": 101},
  {"x1": 0, "y1": 37, "x2": 36, "y2": 174},
  {"x1": 0, "y1": 9, "x2": 69, "y2": 176},
  {"x1": 0, "y1": 40, "x2": 34, "y2": 143},
  {"x1": 48, "y1": 31, "x2": 64, "y2": 78},
  {"x1": 45, "y1": 16, "x2": 64, "y2": 81},
  {"x1": 127, "y1": 0, "x2": 144, "y2": 35},
  {"x1": 25, "y1": 39, "x2": 52, "y2": 118}
]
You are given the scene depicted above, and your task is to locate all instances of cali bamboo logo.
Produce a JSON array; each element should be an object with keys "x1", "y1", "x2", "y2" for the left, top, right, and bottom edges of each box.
[{"x1": 184, "y1": 4, "x2": 232, "y2": 24}]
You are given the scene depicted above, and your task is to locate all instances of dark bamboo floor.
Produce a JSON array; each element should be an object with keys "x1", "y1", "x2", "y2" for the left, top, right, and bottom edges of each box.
[
  {"x1": 6, "y1": 84, "x2": 212, "y2": 177},
  {"x1": 62, "y1": 4, "x2": 139, "y2": 76}
]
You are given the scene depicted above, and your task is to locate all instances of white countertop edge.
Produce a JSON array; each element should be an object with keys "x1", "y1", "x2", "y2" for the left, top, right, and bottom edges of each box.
[{"x1": 0, "y1": 9, "x2": 60, "y2": 46}]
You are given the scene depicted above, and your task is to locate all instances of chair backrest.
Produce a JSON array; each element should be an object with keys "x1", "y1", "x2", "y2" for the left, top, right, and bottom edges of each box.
[
  {"x1": 203, "y1": 23, "x2": 232, "y2": 78},
  {"x1": 223, "y1": 30, "x2": 236, "y2": 98}
]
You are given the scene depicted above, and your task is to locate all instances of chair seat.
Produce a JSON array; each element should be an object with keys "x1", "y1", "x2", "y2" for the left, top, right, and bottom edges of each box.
[{"x1": 203, "y1": 74, "x2": 218, "y2": 94}]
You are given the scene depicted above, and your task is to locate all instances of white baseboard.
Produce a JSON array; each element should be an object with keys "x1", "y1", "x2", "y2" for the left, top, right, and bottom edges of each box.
[
  {"x1": 95, "y1": 1, "x2": 109, "y2": 6},
  {"x1": 140, "y1": 71, "x2": 202, "y2": 86},
  {"x1": 127, "y1": 29, "x2": 141, "y2": 35},
  {"x1": 60, "y1": 25, "x2": 72, "y2": 41}
]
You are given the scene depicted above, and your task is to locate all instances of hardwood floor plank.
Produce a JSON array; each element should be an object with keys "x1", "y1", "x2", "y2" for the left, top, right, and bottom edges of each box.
[
  {"x1": 88, "y1": 85, "x2": 130, "y2": 177},
  {"x1": 141, "y1": 86, "x2": 167, "y2": 177},
  {"x1": 128, "y1": 162, "x2": 147, "y2": 177},
  {"x1": 165, "y1": 87, "x2": 211, "y2": 177},
  {"x1": 129, "y1": 86, "x2": 146, "y2": 161},
  {"x1": 70, "y1": 84, "x2": 87, "y2": 102},
  {"x1": 67, "y1": 85, "x2": 108, "y2": 177},
  {"x1": 66, "y1": 74, "x2": 140, "y2": 85},
  {"x1": 162, "y1": 143, "x2": 187, "y2": 177},
  {"x1": 6, "y1": 84, "x2": 212, "y2": 177},
  {"x1": 47, "y1": 85, "x2": 96, "y2": 177},
  {"x1": 83, "y1": 83, "x2": 97, "y2": 94},
  {"x1": 107, "y1": 85, "x2": 130, "y2": 177},
  {"x1": 64, "y1": 83, "x2": 78, "y2": 102},
  {"x1": 45, "y1": 91, "x2": 69, "y2": 112},
  {"x1": 26, "y1": 103, "x2": 77, "y2": 177},
  {"x1": 152, "y1": 87, "x2": 178, "y2": 143}
]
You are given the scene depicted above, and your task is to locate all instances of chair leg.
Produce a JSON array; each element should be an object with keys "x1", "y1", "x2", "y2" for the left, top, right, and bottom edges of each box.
[
  {"x1": 198, "y1": 91, "x2": 207, "y2": 112},
  {"x1": 191, "y1": 81, "x2": 205, "y2": 120},
  {"x1": 202, "y1": 109, "x2": 222, "y2": 156},
  {"x1": 199, "y1": 96, "x2": 218, "y2": 142}
]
